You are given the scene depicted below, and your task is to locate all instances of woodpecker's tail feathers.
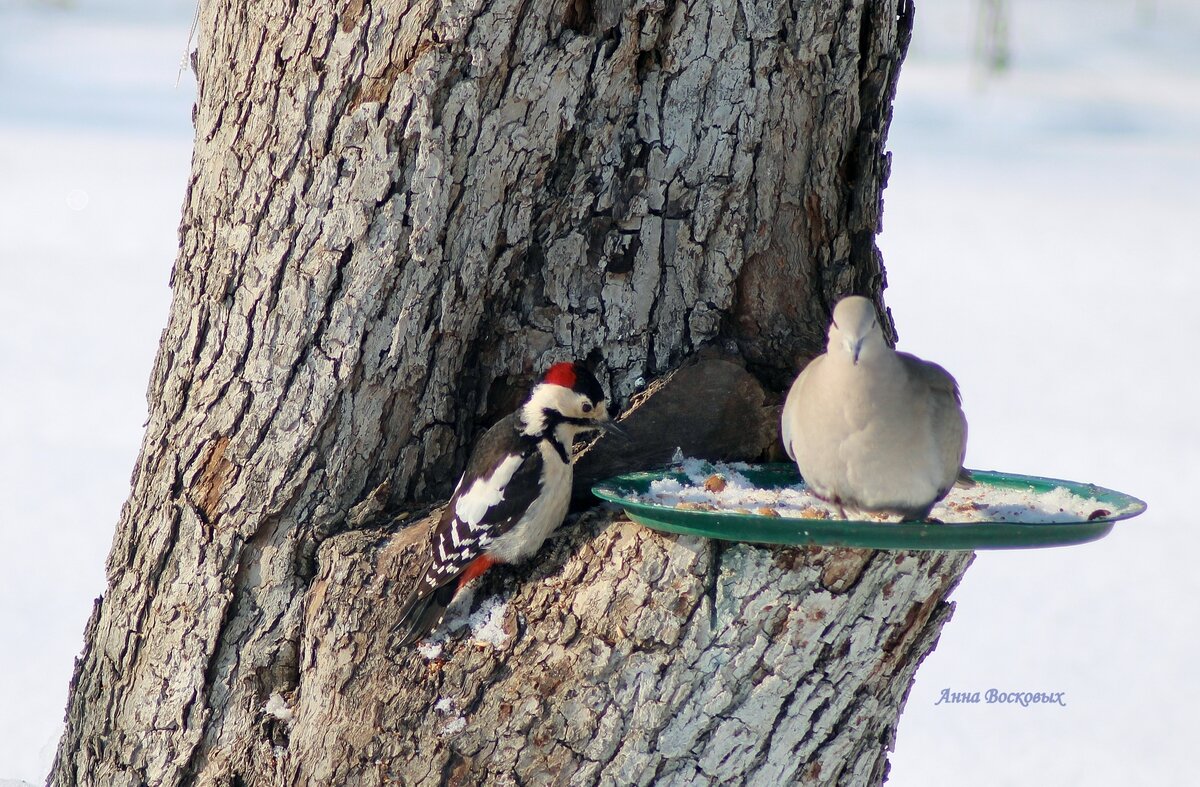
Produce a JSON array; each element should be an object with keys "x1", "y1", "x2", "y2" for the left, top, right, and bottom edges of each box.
[
  {"x1": 392, "y1": 581, "x2": 457, "y2": 647},
  {"x1": 955, "y1": 467, "x2": 976, "y2": 488},
  {"x1": 392, "y1": 556, "x2": 501, "y2": 646}
]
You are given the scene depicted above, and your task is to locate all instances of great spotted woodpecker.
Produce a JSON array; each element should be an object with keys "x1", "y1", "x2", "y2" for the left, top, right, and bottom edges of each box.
[{"x1": 393, "y1": 361, "x2": 625, "y2": 645}]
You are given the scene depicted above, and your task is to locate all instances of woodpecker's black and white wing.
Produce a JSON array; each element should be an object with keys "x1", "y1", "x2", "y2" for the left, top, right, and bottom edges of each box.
[
  {"x1": 393, "y1": 414, "x2": 546, "y2": 645},
  {"x1": 423, "y1": 435, "x2": 546, "y2": 590}
]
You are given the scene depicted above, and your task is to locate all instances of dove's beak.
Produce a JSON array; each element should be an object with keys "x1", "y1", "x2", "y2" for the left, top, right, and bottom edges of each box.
[{"x1": 847, "y1": 337, "x2": 864, "y2": 365}]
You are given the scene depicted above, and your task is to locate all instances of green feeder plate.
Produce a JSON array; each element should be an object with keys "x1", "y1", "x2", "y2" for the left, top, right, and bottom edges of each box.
[{"x1": 591, "y1": 464, "x2": 1147, "y2": 551}]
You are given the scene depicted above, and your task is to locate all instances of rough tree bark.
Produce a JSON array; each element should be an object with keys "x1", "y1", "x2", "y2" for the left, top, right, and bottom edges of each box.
[{"x1": 51, "y1": 0, "x2": 972, "y2": 785}]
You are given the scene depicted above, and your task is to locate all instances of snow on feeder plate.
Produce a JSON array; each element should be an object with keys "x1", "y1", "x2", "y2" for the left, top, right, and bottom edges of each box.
[{"x1": 590, "y1": 460, "x2": 1146, "y2": 550}]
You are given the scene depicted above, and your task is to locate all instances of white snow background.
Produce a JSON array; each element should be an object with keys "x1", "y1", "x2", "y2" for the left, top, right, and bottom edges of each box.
[
  {"x1": 881, "y1": 2, "x2": 1198, "y2": 785},
  {"x1": 0, "y1": 0, "x2": 196, "y2": 781},
  {"x1": 0, "y1": 0, "x2": 1195, "y2": 784}
]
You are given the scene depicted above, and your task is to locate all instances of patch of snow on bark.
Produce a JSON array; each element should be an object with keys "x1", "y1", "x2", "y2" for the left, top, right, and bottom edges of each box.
[
  {"x1": 264, "y1": 693, "x2": 294, "y2": 724},
  {"x1": 468, "y1": 595, "x2": 510, "y2": 647},
  {"x1": 413, "y1": 586, "x2": 509, "y2": 652},
  {"x1": 439, "y1": 716, "x2": 467, "y2": 736},
  {"x1": 416, "y1": 638, "x2": 445, "y2": 659},
  {"x1": 434, "y1": 696, "x2": 465, "y2": 736}
]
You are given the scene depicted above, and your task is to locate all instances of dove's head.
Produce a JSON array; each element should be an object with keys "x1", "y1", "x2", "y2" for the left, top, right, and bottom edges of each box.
[{"x1": 828, "y1": 296, "x2": 885, "y2": 365}]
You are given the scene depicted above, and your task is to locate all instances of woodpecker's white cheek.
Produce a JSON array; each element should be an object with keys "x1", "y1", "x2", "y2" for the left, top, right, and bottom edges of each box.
[
  {"x1": 454, "y1": 455, "x2": 524, "y2": 525},
  {"x1": 521, "y1": 383, "x2": 578, "y2": 431}
]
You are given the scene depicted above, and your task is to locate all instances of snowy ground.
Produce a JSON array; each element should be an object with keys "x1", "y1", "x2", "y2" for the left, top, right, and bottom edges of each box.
[
  {"x1": 0, "y1": 0, "x2": 196, "y2": 781},
  {"x1": 1, "y1": 0, "x2": 1196, "y2": 784},
  {"x1": 882, "y1": 2, "x2": 1199, "y2": 785}
]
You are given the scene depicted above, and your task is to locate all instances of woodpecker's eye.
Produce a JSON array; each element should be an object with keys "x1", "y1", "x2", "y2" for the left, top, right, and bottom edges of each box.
[{"x1": 581, "y1": 402, "x2": 593, "y2": 413}]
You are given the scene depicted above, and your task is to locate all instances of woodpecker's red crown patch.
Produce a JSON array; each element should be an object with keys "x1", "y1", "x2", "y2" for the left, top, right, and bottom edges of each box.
[{"x1": 543, "y1": 362, "x2": 579, "y2": 389}]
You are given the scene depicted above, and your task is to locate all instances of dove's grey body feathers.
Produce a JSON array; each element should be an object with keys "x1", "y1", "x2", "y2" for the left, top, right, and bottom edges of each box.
[{"x1": 781, "y1": 296, "x2": 968, "y2": 520}]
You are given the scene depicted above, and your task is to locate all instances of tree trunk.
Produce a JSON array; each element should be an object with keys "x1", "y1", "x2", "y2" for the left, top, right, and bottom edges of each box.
[{"x1": 51, "y1": 0, "x2": 971, "y2": 785}]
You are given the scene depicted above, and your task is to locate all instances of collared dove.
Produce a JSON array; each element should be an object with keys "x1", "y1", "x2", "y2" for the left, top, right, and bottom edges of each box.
[{"x1": 781, "y1": 295, "x2": 968, "y2": 521}]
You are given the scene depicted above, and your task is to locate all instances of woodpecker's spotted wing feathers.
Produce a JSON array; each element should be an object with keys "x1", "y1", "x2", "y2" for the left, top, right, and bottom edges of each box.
[
  {"x1": 393, "y1": 414, "x2": 548, "y2": 644},
  {"x1": 423, "y1": 435, "x2": 544, "y2": 589}
]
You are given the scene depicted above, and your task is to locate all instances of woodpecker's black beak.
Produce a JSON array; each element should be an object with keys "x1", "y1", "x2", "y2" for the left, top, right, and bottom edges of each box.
[{"x1": 598, "y1": 418, "x2": 630, "y2": 439}]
